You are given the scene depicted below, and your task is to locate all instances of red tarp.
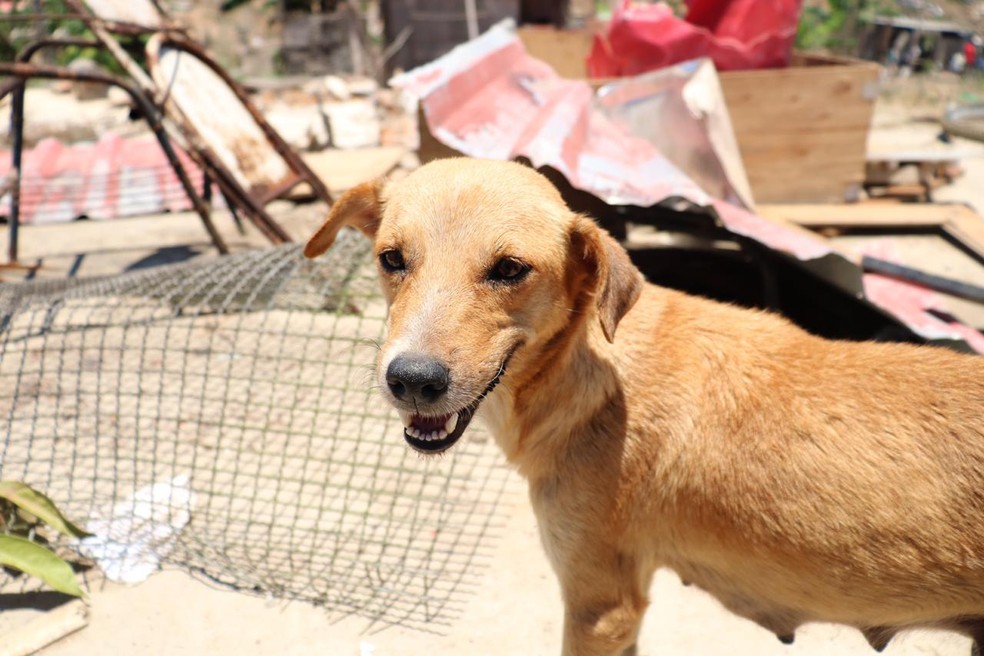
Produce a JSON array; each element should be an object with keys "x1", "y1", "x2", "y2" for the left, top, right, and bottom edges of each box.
[{"x1": 588, "y1": 0, "x2": 803, "y2": 77}]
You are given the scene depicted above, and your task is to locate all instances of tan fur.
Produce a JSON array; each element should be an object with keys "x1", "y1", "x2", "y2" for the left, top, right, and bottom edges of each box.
[{"x1": 305, "y1": 158, "x2": 984, "y2": 656}]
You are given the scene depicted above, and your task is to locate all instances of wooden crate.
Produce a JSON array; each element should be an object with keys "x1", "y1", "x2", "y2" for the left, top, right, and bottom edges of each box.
[{"x1": 517, "y1": 27, "x2": 880, "y2": 204}]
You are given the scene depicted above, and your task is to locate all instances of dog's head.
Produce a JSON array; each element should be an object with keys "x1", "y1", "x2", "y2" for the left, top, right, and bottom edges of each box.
[{"x1": 305, "y1": 158, "x2": 642, "y2": 455}]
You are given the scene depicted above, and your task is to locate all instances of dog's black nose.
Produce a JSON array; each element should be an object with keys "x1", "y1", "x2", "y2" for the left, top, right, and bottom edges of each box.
[{"x1": 386, "y1": 353, "x2": 450, "y2": 404}]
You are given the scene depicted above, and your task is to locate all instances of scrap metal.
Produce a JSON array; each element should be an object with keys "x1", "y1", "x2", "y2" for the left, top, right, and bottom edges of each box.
[
  {"x1": 0, "y1": 133, "x2": 206, "y2": 224},
  {"x1": 393, "y1": 20, "x2": 984, "y2": 353}
]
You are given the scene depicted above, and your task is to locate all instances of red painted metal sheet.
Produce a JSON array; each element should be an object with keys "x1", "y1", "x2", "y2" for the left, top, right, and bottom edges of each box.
[
  {"x1": 394, "y1": 24, "x2": 715, "y2": 211},
  {"x1": 858, "y1": 242, "x2": 984, "y2": 353},
  {"x1": 392, "y1": 21, "x2": 984, "y2": 353},
  {"x1": 864, "y1": 272, "x2": 984, "y2": 353},
  {"x1": 393, "y1": 22, "x2": 828, "y2": 260},
  {"x1": 0, "y1": 132, "x2": 205, "y2": 224}
]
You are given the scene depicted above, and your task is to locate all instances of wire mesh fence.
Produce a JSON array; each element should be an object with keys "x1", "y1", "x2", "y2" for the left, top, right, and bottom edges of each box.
[{"x1": 0, "y1": 230, "x2": 517, "y2": 632}]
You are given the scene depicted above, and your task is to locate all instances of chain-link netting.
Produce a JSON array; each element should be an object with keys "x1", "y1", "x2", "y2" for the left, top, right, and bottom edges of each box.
[{"x1": 0, "y1": 229, "x2": 516, "y2": 632}]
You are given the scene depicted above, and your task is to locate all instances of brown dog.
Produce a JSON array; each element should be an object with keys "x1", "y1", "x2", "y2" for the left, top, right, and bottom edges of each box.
[{"x1": 305, "y1": 158, "x2": 984, "y2": 656}]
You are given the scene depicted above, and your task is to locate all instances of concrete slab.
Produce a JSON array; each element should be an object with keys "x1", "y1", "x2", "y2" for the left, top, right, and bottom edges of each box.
[
  {"x1": 0, "y1": 202, "x2": 326, "y2": 283},
  {"x1": 38, "y1": 494, "x2": 975, "y2": 656}
]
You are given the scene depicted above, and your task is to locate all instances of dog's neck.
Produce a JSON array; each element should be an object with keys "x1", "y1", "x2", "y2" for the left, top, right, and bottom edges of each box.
[{"x1": 479, "y1": 318, "x2": 622, "y2": 479}]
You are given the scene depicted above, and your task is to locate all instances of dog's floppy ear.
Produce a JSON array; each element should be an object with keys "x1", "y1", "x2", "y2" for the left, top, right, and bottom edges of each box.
[
  {"x1": 303, "y1": 180, "x2": 383, "y2": 259},
  {"x1": 569, "y1": 216, "x2": 644, "y2": 342}
]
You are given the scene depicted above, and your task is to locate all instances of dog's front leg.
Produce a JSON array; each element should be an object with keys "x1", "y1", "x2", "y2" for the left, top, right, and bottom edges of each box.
[
  {"x1": 531, "y1": 465, "x2": 652, "y2": 656},
  {"x1": 556, "y1": 550, "x2": 650, "y2": 656},
  {"x1": 561, "y1": 601, "x2": 644, "y2": 656},
  {"x1": 536, "y1": 512, "x2": 650, "y2": 656}
]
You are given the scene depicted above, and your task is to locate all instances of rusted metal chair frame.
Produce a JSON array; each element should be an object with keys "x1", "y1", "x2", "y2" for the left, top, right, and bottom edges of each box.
[
  {"x1": 68, "y1": 0, "x2": 334, "y2": 241},
  {"x1": 143, "y1": 31, "x2": 335, "y2": 241},
  {"x1": 2, "y1": 2, "x2": 338, "y2": 265},
  {"x1": 0, "y1": 36, "x2": 230, "y2": 265},
  {"x1": 62, "y1": 0, "x2": 296, "y2": 245}
]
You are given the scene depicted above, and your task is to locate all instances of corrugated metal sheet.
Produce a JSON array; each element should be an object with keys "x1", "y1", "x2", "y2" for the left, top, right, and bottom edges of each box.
[
  {"x1": 392, "y1": 21, "x2": 831, "y2": 261},
  {"x1": 392, "y1": 20, "x2": 984, "y2": 353},
  {"x1": 865, "y1": 271, "x2": 984, "y2": 352},
  {"x1": 0, "y1": 132, "x2": 205, "y2": 224}
]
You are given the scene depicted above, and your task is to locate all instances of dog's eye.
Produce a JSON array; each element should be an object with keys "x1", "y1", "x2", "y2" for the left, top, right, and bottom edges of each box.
[
  {"x1": 488, "y1": 257, "x2": 530, "y2": 283},
  {"x1": 379, "y1": 249, "x2": 406, "y2": 273}
]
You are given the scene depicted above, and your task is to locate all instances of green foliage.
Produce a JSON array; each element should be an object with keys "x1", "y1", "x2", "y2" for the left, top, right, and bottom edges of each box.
[
  {"x1": 1, "y1": 0, "x2": 125, "y2": 73},
  {"x1": 0, "y1": 535, "x2": 84, "y2": 597},
  {"x1": 0, "y1": 481, "x2": 88, "y2": 597},
  {"x1": 0, "y1": 482, "x2": 89, "y2": 539},
  {"x1": 796, "y1": 0, "x2": 898, "y2": 53}
]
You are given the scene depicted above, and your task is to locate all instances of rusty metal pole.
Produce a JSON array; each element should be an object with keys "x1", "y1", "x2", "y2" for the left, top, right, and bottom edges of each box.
[
  {"x1": 8, "y1": 81, "x2": 25, "y2": 264},
  {"x1": 0, "y1": 62, "x2": 230, "y2": 255}
]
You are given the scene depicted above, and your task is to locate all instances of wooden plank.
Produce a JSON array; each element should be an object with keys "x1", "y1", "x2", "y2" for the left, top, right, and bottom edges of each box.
[
  {"x1": 721, "y1": 59, "x2": 877, "y2": 203},
  {"x1": 738, "y1": 131, "x2": 868, "y2": 166},
  {"x1": 759, "y1": 202, "x2": 984, "y2": 264},
  {"x1": 517, "y1": 26, "x2": 595, "y2": 79},
  {"x1": 738, "y1": 132, "x2": 868, "y2": 203},
  {"x1": 724, "y1": 92, "x2": 874, "y2": 134},
  {"x1": 757, "y1": 203, "x2": 973, "y2": 227},
  {"x1": 946, "y1": 213, "x2": 984, "y2": 262},
  {"x1": 0, "y1": 600, "x2": 88, "y2": 656}
]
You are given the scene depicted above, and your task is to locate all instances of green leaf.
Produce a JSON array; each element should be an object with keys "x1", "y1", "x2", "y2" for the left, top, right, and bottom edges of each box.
[
  {"x1": 0, "y1": 534, "x2": 84, "y2": 597},
  {"x1": 0, "y1": 482, "x2": 90, "y2": 539}
]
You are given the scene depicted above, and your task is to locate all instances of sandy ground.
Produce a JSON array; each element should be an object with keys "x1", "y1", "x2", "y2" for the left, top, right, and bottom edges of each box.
[{"x1": 1, "y1": 88, "x2": 983, "y2": 655}]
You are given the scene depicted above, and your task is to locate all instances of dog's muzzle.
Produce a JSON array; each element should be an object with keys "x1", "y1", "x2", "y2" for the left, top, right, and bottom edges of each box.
[{"x1": 394, "y1": 354, "x2": 512, "y2": 455}]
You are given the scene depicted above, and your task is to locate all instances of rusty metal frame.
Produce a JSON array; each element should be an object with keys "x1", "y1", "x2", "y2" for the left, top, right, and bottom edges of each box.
[
  {"x1": 2, "y1": 1, "x2": 326, "y2": 263},
  {"x1": 144, "y1": 31, "x2": 334, "y2": 222},
  {"x1": 67, "y1": 0, "x2": 322, "y2": 244},
  {"x1": 0, "y1": 35, "x2": 231, "y2": 264}
]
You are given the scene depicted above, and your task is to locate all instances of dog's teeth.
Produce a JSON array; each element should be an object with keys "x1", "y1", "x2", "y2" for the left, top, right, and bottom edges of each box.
[
  {"x1": 444, "y1": 414, "x2": 458, "y2": 434},
  {"x1": 420, "y1": 430, "x2": 448, "y2": 442},
  {"x1": 404, "y1": 421, "x2": 454, "y2": 442},
  {"x1": 399, "y1": 411, "x2": 413, "y2": 428}
]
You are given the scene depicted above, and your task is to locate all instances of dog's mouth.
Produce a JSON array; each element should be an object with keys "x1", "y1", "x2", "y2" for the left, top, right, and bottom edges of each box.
[{"x1": 400, "y1": 354, "x2": 513, "y2": 455}]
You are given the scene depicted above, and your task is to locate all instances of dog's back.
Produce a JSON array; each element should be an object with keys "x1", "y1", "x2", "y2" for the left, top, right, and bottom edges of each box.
[{"x1": 617, "y1": 286, "x2": 984, "y2": 634}]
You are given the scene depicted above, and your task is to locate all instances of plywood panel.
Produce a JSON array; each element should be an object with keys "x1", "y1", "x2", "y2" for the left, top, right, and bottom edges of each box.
[
  {"x1": 720, "y1": 58, "x2": 879, "y2": 203},
  {"x1": 517, "y1": 25, "x2": 595, "y2": 79},
  {"x1": 758, "y1": 203, "x2": 984, "y2": 262}
]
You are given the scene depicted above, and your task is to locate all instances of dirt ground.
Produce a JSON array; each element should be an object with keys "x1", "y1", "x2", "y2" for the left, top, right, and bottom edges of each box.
[{"x1": 1, "y1": 82, "x2": 984, "y2": 655}]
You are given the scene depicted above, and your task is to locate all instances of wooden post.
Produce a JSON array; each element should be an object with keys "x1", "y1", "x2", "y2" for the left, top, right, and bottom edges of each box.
[{"x1": 464, "y1": 0, "x2": 479, "y2": 40}]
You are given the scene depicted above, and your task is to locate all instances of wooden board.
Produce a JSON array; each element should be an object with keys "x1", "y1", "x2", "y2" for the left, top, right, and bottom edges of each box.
[
  {"x1": 758, "y1": 203, "x2": 984, "y2": 262},
  {"x1": 758, "y1": 202, "x2": 977, "y2": 227},
  {"x1": 517, "y1": 25, "x2": 596, "y2": 80},
  {"x1": 719, "y1": 58, "x2": 879, "y2": 204}
]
